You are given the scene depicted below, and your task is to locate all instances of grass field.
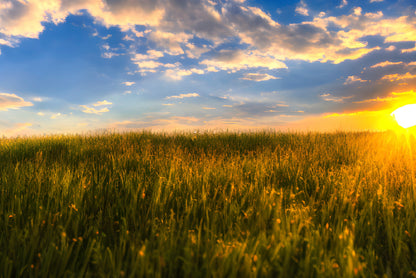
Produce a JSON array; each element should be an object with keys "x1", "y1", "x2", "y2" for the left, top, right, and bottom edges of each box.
[{"x1": 1, "y1": 131, "x2": 416, "y2": 277}]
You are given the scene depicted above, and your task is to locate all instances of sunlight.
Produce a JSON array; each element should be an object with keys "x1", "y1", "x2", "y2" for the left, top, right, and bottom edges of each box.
[{"x1": 391, "y1": 104, "x2": 416, "y2": 128}]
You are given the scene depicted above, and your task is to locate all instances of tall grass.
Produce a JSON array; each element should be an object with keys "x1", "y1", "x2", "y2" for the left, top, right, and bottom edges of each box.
[{"x1": 1, "y1": 131, "x2": 416, "y2": 277}]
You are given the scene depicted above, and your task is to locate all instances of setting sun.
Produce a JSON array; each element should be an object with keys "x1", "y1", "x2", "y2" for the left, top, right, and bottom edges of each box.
[{"x1": 391, "y1": 104, "x2": 416, "y2": 128}]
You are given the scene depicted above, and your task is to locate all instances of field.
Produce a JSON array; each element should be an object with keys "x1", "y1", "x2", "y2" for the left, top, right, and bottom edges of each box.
[{"x1": 1, "y1": 131, "x2": 416, "y2": 277}]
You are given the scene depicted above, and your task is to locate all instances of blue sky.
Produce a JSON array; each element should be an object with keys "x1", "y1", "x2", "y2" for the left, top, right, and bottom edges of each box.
[{"x1": 0, "y1": 0, "x2": 416, "y2": 136}]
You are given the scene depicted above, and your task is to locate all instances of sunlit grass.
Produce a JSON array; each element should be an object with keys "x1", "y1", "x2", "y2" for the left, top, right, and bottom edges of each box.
[{"x1": 1, "y1": 130, "x2": 416, "y2": 277}]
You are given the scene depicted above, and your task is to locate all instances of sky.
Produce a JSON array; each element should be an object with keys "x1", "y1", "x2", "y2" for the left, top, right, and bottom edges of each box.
[{"x1": 0, "y1": 0, "x2": 416, "y2": 136}]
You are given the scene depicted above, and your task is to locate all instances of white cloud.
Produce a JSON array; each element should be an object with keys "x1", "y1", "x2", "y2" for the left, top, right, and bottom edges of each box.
[
  {"x1": 0, "y1": 92, "x2": 33, "y2": 111},
  {"x1": 0, "y1": 38, "x2": 14, "y2": 47},
  {"x1": 295, "y1": 1, "x2": 309, "y2": 16},
  {"x1": 338, "y1": 0, "x2": 348, "y2": 8},
  {"x1": 79, "y1": 99, "x2": 112, "y2": 114},
  {"x1": 240, "y1": 73, "x2": 280, "y2": 82},
  {"x1": 164, "y1": 68, "x2": 205, "y2": 80},
  {"x1": 102, "y1": 52, "x2": 120, "y2": 59},
  {"x1": 165, "y1": 93, "x2": 200, "y2": 99},
  {"x1": 122, "y1": 81, "x2": 136, "y2": 86},
  {"x1": 370, "y1": 0, "x2": 383, "y2": 2}
]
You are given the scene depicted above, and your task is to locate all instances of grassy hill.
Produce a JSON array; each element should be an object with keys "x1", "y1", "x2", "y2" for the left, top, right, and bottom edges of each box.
[{"x1": 1, "y1": 131, "x2": 416, "y2": 277}]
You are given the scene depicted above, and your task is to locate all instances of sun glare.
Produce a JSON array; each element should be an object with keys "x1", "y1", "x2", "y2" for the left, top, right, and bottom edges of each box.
[{"x1": 391, "y1": 104, "x2": 416, "y2": 128}]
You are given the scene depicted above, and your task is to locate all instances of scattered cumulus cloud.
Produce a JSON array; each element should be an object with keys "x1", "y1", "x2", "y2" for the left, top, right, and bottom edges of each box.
[
  {"x1": 79, "y1": 105, "x2": 110, "y2": 115},
  {"x1": 295, "y1": 1, "x2": 309, "y2": 16},
  {"x1": 122, "y1": 81, "x2": 136, "y2": 86},
  {"x1": 80, "y1": 99, "x2": 112, "y2": 115},
  {"x1": 165, "y1": 68, "x2": 205, "y2": 80},
  {"x1": 338, "y1": 0, "x2": 348, "y2": 8}
]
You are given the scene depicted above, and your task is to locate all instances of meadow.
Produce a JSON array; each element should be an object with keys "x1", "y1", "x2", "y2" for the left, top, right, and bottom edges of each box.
[{"x1": 1, "y1": 130, "x2": 416, "y2": 277}]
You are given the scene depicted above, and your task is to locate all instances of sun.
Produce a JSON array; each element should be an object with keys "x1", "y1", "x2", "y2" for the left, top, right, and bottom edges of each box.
[{"x1": 391, "y1": 104, "x2": 416, "y2": 128}]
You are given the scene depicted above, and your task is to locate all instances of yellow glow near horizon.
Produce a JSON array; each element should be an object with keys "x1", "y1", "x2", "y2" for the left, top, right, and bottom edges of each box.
[{"x1": 391, "y1": 104, "x2": 416, "y2": 128}]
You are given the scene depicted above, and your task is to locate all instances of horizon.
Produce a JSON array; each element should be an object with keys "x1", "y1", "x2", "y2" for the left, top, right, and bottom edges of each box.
[{"x1": 1, "y1": 0, "x2": 416, "y2": 136}]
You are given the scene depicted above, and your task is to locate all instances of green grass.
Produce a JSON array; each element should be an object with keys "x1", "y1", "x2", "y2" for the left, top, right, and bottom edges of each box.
[{"x1": 1, "y1": 131, "x2": 416, "y2": 277}]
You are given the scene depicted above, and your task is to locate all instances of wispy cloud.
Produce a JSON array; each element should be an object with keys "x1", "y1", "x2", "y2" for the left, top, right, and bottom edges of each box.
[
  {"x1": 240, "y1": 73, "x2": 280, "y2": 82},
  {"x1": 50, "y1": 113, "x2": 62, "y2": 119},
  {"x1": 93, "y1": 100, "x2": 112, "y2": 106},
  {"x1": 370, "y1": 61, "x2": 403, "y2": 68},
  {"x1": 165, "y1": 93, "x2": 200, "y2": 100},
  {"x1": 320, "y1": 93, "x2": 353, "y2": 103},
  {"x1": 0, "y1": 92, "x2": 33, "y2": 111},
  {"x1": 381, "y1": 72, "x2": 416, "y2": 82}
]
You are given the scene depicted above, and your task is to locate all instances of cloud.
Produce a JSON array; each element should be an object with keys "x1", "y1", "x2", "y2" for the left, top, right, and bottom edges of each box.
[
  {"x1": 164, "y1": 68, "x2": 205, "y2": 80},
  {"x1": 0, "y1": 38, "x2": 15, "y2": 47},
  {"x1": 79, "y1": 105, "x2": 110, "y2": 115},
  {"x1": 338, "y1": 0, "x2": 348, "y2": 8},
  {"x1": 320, "y1": 93, "x2": 353, "y2": 102},
  {"x1": 80, "y1": 99, "x2": 112, "y2": 114},
  {"x1": 370, "y1": 61, "x2": 404, "y2": 68},
  {"x1": 1, "y1": 0, "x2": 416, "y2": 81},
  {"x1": 122, "y1": 81, "x2": 136, "y2": 86},
  {"x1": 240, "y1": 73, "x2": 280, "y2": 81},
  {"x1": 50, "y1": 113, "x2": 62, "y2": 119},
  {"x1": 0, "y1": 0, "x2": 60, "y2": 38},
  {"x1": 131, "y1": 50, "x2": 177, "y2": 75},
  {"x1": 93, "y1": 100, "x2": 112, "y2": 106},
  {"x1": 344, "y1": 76, "x2": 368, "y2": 84},
  {"x1": 402, "y1": 44, "x2": 416, "y2": 53},
  {"x1": 148, "y1": 30, "x2": 192, "y2": 56},
  {"x1": 381, "y1": 72, "x2": 416, "y2": 82},
  {"x1": 295, "y1": 1, "x2": 309, "y2": 16},
  {"x1": 165, "y1": 93, "x2": 199, "y2": 99},
  {"x1": 369, "y1": 0, "x2": 383, "y2": 2},
  {"x1": 0, "y1": 92, "x2": 33, "y2": 111},
  {"x1": 201, "y1": 49, "x2": 287, "y2": 72}
]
